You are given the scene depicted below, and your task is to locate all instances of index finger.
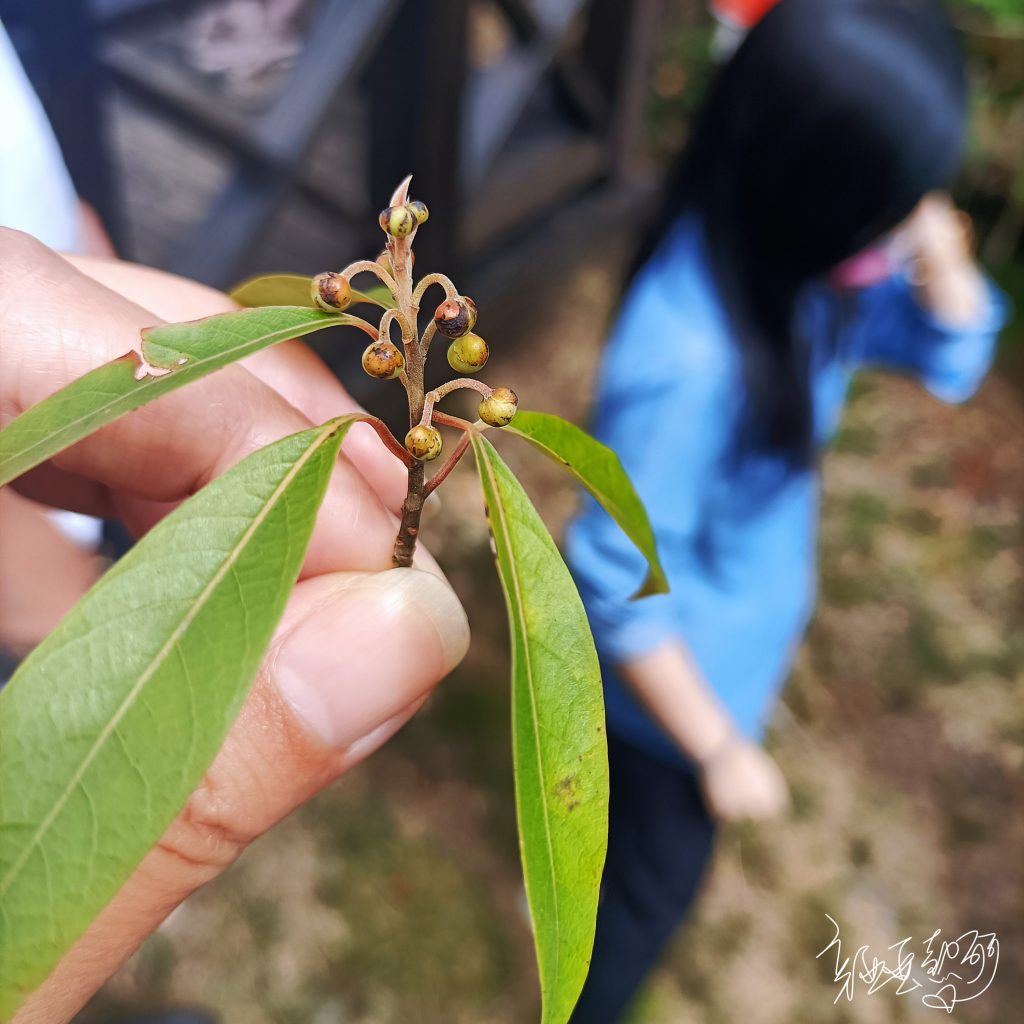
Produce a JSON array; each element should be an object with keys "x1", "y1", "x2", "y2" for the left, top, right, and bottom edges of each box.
[
  {"x1": 1, "y1": 230, "x2": 400, "y2": 576},
  {"x1": 65, "y1": 254, "x2": 409, "y2": 514}
]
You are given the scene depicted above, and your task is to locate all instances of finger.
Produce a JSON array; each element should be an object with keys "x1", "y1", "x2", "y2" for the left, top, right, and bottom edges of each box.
[
  {"x1": 2, "y1": 232, "x2": 396, "y2": 575},
  {"x1": 68, "y1": 254, "x2": 408, "y2": 513},
  {"x1": 65, "y1": 254, "x2": 237, "y2": 323},
  {"x1": 12, "y1": 567, "x2": 470, "y2": 1024}
]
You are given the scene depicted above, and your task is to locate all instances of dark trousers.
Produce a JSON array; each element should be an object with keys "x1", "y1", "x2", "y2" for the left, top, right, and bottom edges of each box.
[{"x1": 571, "y1": 734, "x2": 717, "y2": 1023}]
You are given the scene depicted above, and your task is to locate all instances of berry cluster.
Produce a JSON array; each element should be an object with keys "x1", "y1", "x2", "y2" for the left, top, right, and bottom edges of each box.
[{"x1": 307, "y1": 178, "x2": 519, "y2": 567}]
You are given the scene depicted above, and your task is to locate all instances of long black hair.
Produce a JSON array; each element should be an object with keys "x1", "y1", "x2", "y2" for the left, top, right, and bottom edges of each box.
[{"x1": 637, "y1": 0, "x2": 968, "y2": 467}]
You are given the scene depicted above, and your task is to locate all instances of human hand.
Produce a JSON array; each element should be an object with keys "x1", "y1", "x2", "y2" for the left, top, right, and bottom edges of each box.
[
  {"x1": 903, "y1": 191, "x2": 973, "y2": 269},
  {"x1": 697, "y1": 735, "x2": 788, "y2": 821},
  {"x1": 0, "y1": 229, "x2": 470, "y2": 1023},
  {"x1": 900, "y1": 192, "x2": 986, "y2": 328}
]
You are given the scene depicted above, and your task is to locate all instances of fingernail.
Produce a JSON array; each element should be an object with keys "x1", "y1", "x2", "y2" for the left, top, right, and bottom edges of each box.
[{"x1": 274, "y1": 569, "x2": 468, "y2": 749}]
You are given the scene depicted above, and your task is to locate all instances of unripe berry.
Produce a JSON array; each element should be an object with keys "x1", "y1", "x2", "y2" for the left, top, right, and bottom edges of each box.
[
  {"x1": 361, "y1": 340, "x2": 405, "y2": 380},
  {"x1": 405, "y1": 424, "x2": 443, "y2": 461},
  {"x1": 379, "y1": 205, "x2": 415, "y2": 237},
  {"x1": 447, "y1": 332, "x2": 489, "y2": 374},
  {"x1": 434, "y1": 298, "x2": 472, "y2": 338},
  {"x1": 461, "y1": 295, "x2": 478, "y2": 330},
  {"x1": 311, "y1": 271, "x2": 352, "y2": 311},
  {"x1": 407, "y1": 200, "x2": 429, "y2": 225},
  {"x1": 478, "y1": 387, "x2": 518, "y2": 427}
]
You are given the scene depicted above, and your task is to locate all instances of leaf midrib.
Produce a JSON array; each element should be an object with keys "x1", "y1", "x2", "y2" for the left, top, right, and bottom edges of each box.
[
  {"x1": 475, "y1": 437, "x2": 561, "y2": 1001},
  {"x1": 0, "y1": 421, "x2": 337, "y2": 900}
]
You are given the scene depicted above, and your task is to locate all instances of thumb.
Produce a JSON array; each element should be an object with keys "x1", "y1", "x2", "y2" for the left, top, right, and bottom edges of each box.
[{"x1": 15, "y1": 568, "x2": 469, "y2": 1024}]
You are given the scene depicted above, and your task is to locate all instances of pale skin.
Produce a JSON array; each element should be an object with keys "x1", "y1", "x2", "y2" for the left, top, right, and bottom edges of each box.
[
  {"x1": 618, "y1": 192, "x2": 987, "y2": 822},
  {"x1": 0, "y1": 229, "x2": 469, "y2": 1023}
]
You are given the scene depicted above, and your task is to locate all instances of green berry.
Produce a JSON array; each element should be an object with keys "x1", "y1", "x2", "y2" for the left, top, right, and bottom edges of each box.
[
  {"x1": 405, "y1": 424, "x2": 443, "y2": 461},
  {"x1": 447, "y1": 333, "x2": 489, "y2": 374},
  {"x1": 379, "y1": 205, "x2": 415, "y2": 237},
  {"x1": 311, "y1": 271, "x2": 352, "y2": 311},
  {"x1": 461, "y1": 295, "x2": 478, "y2": 330},
  {"x1": 434, "y1": 298, "x2": 471, "y2": 338},
  {"x1": 407, "y1": 200, "x2": 429, "y2": 225},
  {"x1": 478, "y1": 387, "x2": 518, "y2": 427},
  {"x1": 361, "y1": 340, "x2": 405, "y2": 380}
]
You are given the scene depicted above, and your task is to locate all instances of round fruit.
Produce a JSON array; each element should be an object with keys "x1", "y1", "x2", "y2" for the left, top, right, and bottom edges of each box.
[
  {"x1": 407, "y1": 200, "x2": 429, "y2": 225},
  {"x1": 478, "y1": 387, "x2": 518, "y2": 427},
  {"x1": 361, "y1": 340, "x2": 405, "y2": 380},
  {"x1": 311, "y1": 271, "x2": 352, "y2": 311},
  {"x1": 379, "y1": 205, "x2": 415, "y2": 237},
  {"x1": 405, "y1": 425, "x2": 443, "y2": 461},
  {"x1": 447, "y1": 333, "x2": 489, "y2": 374},
  {"x1": 434, "y1": 298, "x2": 471, "y2": 338}
]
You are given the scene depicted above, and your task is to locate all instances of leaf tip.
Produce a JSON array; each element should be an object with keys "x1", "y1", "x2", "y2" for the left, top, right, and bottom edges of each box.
[{"x1": 630, "y1": 571, "x2": 670, "y2": 600}]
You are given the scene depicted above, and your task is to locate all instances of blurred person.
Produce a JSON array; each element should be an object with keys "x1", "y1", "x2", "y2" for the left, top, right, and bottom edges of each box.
[
  {"x1": 0, "y1": 228, "x2": 468, "y2": 1022},
  {"x1": 566, "y1": 1, "x2": 1008, "y2": 1020}
]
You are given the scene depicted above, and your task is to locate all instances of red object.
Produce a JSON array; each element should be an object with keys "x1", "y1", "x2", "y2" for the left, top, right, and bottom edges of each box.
[{"x1": 711, "y1": 0, "x2": 782, "y2": 28}]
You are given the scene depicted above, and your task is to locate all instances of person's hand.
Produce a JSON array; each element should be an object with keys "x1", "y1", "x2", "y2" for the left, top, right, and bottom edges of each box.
[
  {"x1": 697, "y1": 735, "x2": 788, "y2": 821},
  {"x1": 0, "y1": 229, "x2": 470, "y2": 1023},
  {"x1": 902, "y1": 191, "x2": 986, "y2": 328},
  {"x1": 904, "y1": 191, "x2": 973, "y2": 266}
]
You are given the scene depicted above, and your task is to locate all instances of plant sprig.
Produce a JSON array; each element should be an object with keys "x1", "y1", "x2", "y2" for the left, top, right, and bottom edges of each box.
[
  {"x1": 0, "y1": 177, "x2": 669, "y2": 1024},
  {"x1": 310, "y1": 176, "x2": 518, "y2": 568}
]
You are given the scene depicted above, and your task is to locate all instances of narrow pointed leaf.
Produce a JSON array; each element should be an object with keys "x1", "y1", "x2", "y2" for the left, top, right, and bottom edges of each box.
[
  {"x1": 0, "y1": 306, "x2": 354, "y2": 487},
  {"x1": 0, "y1": 416, "x2": 358, "y2": 1019},
  {"x1": 504, "y1": 411, "x2": 668, "y2": 598},
  {"x1": 230, "y1": 272, "x2": 394, "y2": 310},
  {"x1": 470, "y1": 432, "x2": 608, "y2": 1024}
]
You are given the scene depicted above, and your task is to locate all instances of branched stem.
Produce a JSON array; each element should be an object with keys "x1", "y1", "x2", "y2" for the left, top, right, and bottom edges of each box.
[
  {"x1": 378, "y1": 307, "x2": 416, "y2": 346},
  {"x1": 424, "y1": 429, "x2": 472, "y2": 497},
  {"x1": 419, "y1": 377, "x2": 492, "y2": 427},
  {"x1": 431, "y1": 410, "x2": 478, "y2": 432},
  {"x1": 389, "y1": 176, "x2": 428, "y2": 569},
  {"x1": 341, "y1": 259, "x2": 399, "y2": 297},
  {"x1": 411, "y1": 272, "x2": 459, "y2": 309},
  {"x1": 420, "y1": 320, "x2": 438, "y2": 355},
  {"x1": 363, "y1": 417, "x2": 414, "y2": 468}
]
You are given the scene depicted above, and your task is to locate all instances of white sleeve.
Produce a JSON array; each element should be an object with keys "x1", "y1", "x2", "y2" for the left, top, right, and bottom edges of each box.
[{"x1": 0, "y1": 21, "x2": 82, "y2": 252}]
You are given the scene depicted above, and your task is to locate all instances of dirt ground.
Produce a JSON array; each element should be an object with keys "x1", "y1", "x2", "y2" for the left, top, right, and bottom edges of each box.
[{"x1": 80, "y1": 251, "x2": 1023, "y2": 1024}]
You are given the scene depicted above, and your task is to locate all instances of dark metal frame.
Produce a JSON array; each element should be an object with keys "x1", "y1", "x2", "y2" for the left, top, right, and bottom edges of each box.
[{"x1": 91, "y1": 0, "x2": 663, "y2": 290}]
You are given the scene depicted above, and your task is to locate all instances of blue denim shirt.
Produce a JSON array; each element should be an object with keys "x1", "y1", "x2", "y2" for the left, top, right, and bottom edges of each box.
[{"x1": 565, "y1": 218, "x2": 1008, "y2": 765}]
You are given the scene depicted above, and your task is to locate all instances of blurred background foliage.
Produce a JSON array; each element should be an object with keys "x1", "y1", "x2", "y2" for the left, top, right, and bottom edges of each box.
[{"x1": 71, "y1": 2, "x2": 1022, "y2": 1022}]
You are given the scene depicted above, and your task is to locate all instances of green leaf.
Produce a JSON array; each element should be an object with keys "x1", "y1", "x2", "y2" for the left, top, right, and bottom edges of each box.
[
  {"x1": 504, "y1": 411, "x2": 669, "y2": 598},
  {"x1": 0, "y1": 306, "x2": 355, "y2": 487},
  {"x1": 470, "y1": 432, "x2": 608, "y2": 1024},
  {"x1": 0, "y1": 416, "x2": 358, "y2": 1018},
  {"x1": 230, "y1": 273, "x2": 394, "y2": 310}
]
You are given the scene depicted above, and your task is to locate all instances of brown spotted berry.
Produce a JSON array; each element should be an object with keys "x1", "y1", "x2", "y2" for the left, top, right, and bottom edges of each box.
[
  {"x1": 379, "y1": 205, "x2": 415, "y2": 237},
  {"x1": 478, "y1": 387, "x2": 518, "y2": 427},
  {"x1": 361, "y1": 340, "x2": 405, "y2": 380},
  {"x1": 311, "y1": 271, "x2": 352, "y2": 312},
  {"x1": 434, "y1": 298, "x2": 472, "y2": 338},
  {"x1": 405, "y1": 424, "x2": 443, "y2": 461}
]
